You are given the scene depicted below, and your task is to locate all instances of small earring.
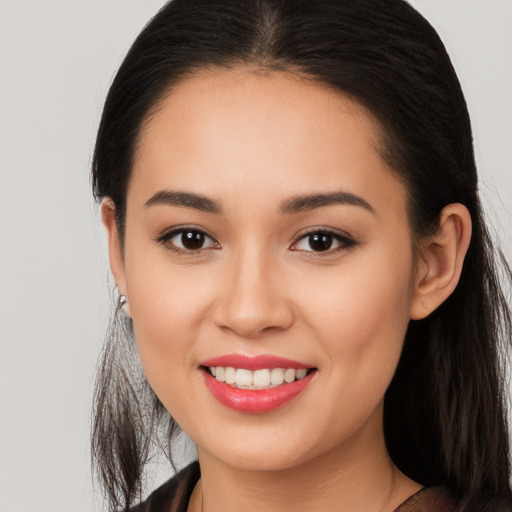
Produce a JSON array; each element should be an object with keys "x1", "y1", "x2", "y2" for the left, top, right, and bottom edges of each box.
[{"x1": 119, "y1": 295, "x2": 132, "y2": 318}]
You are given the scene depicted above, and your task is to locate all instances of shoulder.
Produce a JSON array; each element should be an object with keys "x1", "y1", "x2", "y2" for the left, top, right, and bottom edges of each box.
[
  {"x1": 129, "y1": 461, "x2": 200, "y2": 512},
  {"x1": 394, "y1": 486, "x2": 462, "y2": 512},
  {"x1": 395, "y1": 486, "x2": 512, "y2": 512}
]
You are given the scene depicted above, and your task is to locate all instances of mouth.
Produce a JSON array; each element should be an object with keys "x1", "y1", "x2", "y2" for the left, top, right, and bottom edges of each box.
[
  {"x1": 199, "y1": 355, "x2": 317, "y2": 413},
  {"x1": 202, "y1": 365, "x2": 314, "y2": 390}
]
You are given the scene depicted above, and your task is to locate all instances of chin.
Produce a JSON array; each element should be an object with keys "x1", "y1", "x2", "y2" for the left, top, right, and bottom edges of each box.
[
  {"x1": 206, "y1": 445, "x2": 312, "y2": 472},
  {"x1": 194, "y1": 423, "x2": 332, "y2": 473}
]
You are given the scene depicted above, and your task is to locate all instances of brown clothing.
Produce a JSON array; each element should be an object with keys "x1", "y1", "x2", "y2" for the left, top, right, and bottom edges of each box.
[{"x1": 129, "y1": 461, "x2": 499, "y2": 512}]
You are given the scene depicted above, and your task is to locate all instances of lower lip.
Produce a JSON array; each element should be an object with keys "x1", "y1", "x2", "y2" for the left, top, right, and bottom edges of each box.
[{"x1": 202, "y1": 370, "x2": 315, "y2": 413}]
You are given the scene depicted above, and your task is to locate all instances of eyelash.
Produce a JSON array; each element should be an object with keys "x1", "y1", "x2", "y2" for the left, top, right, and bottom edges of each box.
[
  {"x1": 155, "y1": 227, "x2": 358, "y2": 256},
  {"x1": 290, "y1": 228, "x2": 358, "y2": 255},
  {"x1": 155, "y1": 227, "x2": 219, "y2": 256}
]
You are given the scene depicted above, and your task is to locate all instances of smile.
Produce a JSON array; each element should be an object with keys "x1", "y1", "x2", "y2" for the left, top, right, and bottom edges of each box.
[
  {"x1": 207, "y1": 366, "x2": 310, "y2": 389},
  {"x1": 199, "y1": 355, "x2": 317, "y2": 413}
]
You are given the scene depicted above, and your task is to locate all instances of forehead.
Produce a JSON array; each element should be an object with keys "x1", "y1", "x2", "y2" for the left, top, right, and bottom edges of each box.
[{"x1": 130, "y1": 68, "x2": 407, "y2": 219}]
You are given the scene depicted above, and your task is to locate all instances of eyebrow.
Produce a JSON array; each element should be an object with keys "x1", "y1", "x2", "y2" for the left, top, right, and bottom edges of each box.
[
  {"x1": 144, "y1": 190, "x2": 222, "y2": 214},
  {"x1": 144, "y1": 189, "x2": 374, "y2": 215},
  {"x1": 281, "y1": 191, "x2": 374, "y2": 214}
]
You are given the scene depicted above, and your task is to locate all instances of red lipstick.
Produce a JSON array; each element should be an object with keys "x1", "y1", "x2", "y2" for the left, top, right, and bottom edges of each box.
[
  {"x1": 199, "y1": 354, "x2": 316, "y2": 414},
  {"x1": 200, "y1": 354, "x2": 310, "y2": 370}
]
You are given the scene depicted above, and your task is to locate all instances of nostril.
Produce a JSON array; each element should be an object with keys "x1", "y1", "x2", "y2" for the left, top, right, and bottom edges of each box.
[{"x1": 213, "y1": 294, "x2": 295, "y2": 338}]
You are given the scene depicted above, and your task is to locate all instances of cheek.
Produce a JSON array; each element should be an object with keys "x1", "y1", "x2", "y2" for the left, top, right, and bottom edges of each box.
[
  {"x1": 295, "y1": 244, "x2": 414, "y2": 380},
  {"x1": 290, "y1": 252, "x2": 414, "y2": 442},
  {"x1": 123, "y1": 248, "x2": 216, "y2": 399}
]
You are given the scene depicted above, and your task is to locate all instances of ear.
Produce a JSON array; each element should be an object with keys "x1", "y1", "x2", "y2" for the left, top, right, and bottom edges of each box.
[
  {"x1": 101, "y1": 198, "x2": 129, "y2": 310},
  {"x1": 410, "y1": 203, "x2": 472, "y2": 320}
]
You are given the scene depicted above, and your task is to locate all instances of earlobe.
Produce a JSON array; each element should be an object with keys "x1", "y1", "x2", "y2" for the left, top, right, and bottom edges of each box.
[
  {"x1": 410, "y1": 203, "x2": 472, "y2": 320},
  {"x1": 101, "y1": 198, "x2": 128, "y2": 299}
]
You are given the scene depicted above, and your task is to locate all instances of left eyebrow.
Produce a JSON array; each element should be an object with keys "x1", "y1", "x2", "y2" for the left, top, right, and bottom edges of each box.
[
  {"x1": 144, "y1": 190, "x2": 222, "y2": 214},
  {"x1": 280, "y1": 191, "x2": 375, "y2": 214}
]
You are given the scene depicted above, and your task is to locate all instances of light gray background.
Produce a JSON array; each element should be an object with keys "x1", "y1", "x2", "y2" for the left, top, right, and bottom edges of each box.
[{"x1": 0, "y1": 1, "x2": 510, "y2": 511}]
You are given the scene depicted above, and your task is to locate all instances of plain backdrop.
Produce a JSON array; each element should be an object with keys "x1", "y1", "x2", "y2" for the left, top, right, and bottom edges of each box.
[{"x1": 0, "y1": 1, "x2": 510, "y2": 511}]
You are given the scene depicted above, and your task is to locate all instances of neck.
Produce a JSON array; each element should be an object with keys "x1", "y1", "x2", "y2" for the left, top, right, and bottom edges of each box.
[{"x1": 189, "y1": 410, "x2": 421, "y2": 512}]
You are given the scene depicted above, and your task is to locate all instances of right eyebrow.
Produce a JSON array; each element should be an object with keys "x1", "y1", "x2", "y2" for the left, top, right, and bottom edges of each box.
[
  {"x1": 280, "y1": 190, "x2": 374, "y2": 215},
  {"x1": 144, "y1": 190, "x2": 222, "y2": 214}
]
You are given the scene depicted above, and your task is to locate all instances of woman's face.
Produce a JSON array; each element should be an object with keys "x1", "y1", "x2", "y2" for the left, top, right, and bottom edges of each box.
[{"x1": 116, "y1": 69, "x2": 422, "y2": 471}]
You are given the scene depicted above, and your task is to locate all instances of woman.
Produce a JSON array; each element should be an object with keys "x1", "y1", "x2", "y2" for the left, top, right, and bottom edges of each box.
[{"x1": 91, "y1": 0, "x2": 512, "y2": 510}]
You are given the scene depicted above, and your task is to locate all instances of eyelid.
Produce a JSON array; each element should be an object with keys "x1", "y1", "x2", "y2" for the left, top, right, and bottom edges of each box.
[
  {"x1": 290, "y1": 227, "x2": 358, "y2": 254},
  {"x1": 155, "y1": 225, "x2": 221, "y2": 254},
  {"x1": 154, "y1": 225, "x2": 357, "y2": 257}
]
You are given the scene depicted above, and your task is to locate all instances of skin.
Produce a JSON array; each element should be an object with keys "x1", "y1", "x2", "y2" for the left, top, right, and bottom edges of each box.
[{"x1": 103, "y1": 68, "x2": 471, "y2": 512}]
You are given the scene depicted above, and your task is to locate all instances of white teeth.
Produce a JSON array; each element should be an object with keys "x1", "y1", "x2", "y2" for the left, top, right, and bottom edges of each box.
[
  {"x1": 270, "y1": 368, "x2": 284, "y2": 386},
  {"x1": 296, "y1": 368, "x2": 308, "y2": 379},
  {"x1": 235, "y1": 368, "x2": 253, "y2": 387},
  {"x1": 284, "y1": 368, "x2": 296, "y2": 383},
  {"x1": 215, "y1": 367, "x2": 225, "y2": 382},
  {"x1": 225, "y1": 367, "x2": 236, "y2": 384},
  {"x1": 209, "y1": 366, "x2": 310, "y2": 389},
  {"x1": 253, "y1": 369, "x2": 271, "y2": 388}
]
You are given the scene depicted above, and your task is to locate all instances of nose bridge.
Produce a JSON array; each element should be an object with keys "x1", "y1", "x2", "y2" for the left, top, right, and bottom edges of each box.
[{"x1": 215, "y1": 240, "x2": 293, "y2": 337}]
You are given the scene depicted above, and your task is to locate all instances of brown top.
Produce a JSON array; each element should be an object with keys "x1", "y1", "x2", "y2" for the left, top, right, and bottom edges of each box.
[
  {"x1": 131, "y1": 462, "x2": 469, "y2": 512},
  {"x1": 394, "y1": 485, "x2": 462, "y2": 512},
  {"x1": 131, "y1": 461, "x2": 512, "y2": 512}
]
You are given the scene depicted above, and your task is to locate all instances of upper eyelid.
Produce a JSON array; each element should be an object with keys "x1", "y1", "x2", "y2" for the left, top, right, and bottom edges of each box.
[
  {"x1": 292, "y1": 226, "x2": 355, "y2": 242},
  {"x1": 155, "y1": 225, "x2": 356, "y2": 250},
  {"x1": 156, "y1": 227, "x2": 220, "y2": 257},
  {"x1": 156, "y1": 225, "x2": 217, "y2": 242},
  {"x1": 290, "y1": 228, "x2": 358, "y2": 252}
]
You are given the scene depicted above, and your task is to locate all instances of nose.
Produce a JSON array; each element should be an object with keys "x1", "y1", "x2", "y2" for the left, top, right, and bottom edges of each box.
[{"x1": 212, "y1": 247, "x2": 294, "y2": 338}]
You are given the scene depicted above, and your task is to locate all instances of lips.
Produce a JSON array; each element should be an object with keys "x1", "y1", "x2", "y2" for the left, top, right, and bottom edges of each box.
[
  {"x1": 199, "y1": 354, "x2": 316, "y2": 413},
  {"x1": 201, "y1": 354, "x2": 311, "y2": 370}
]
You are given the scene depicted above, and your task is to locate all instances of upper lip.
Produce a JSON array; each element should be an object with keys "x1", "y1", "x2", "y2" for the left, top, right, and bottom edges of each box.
[{"x1": 199, "y1": 354, "x2": 313, "y2": 371}]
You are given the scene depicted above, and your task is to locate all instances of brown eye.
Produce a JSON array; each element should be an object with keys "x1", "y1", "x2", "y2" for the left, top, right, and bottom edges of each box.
[
  {"x1": 291, "y1": 230, "x2": 356, "y2": 253},
  {"x1": 158, "y1": 228, "x2": 219, "y2": 253},
  {"x1": 308, "y1": 233, "x2": 334, "y2": 252},
  {"x1": 181, "y1": 230, "x2": 206, "y2": 250}
]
